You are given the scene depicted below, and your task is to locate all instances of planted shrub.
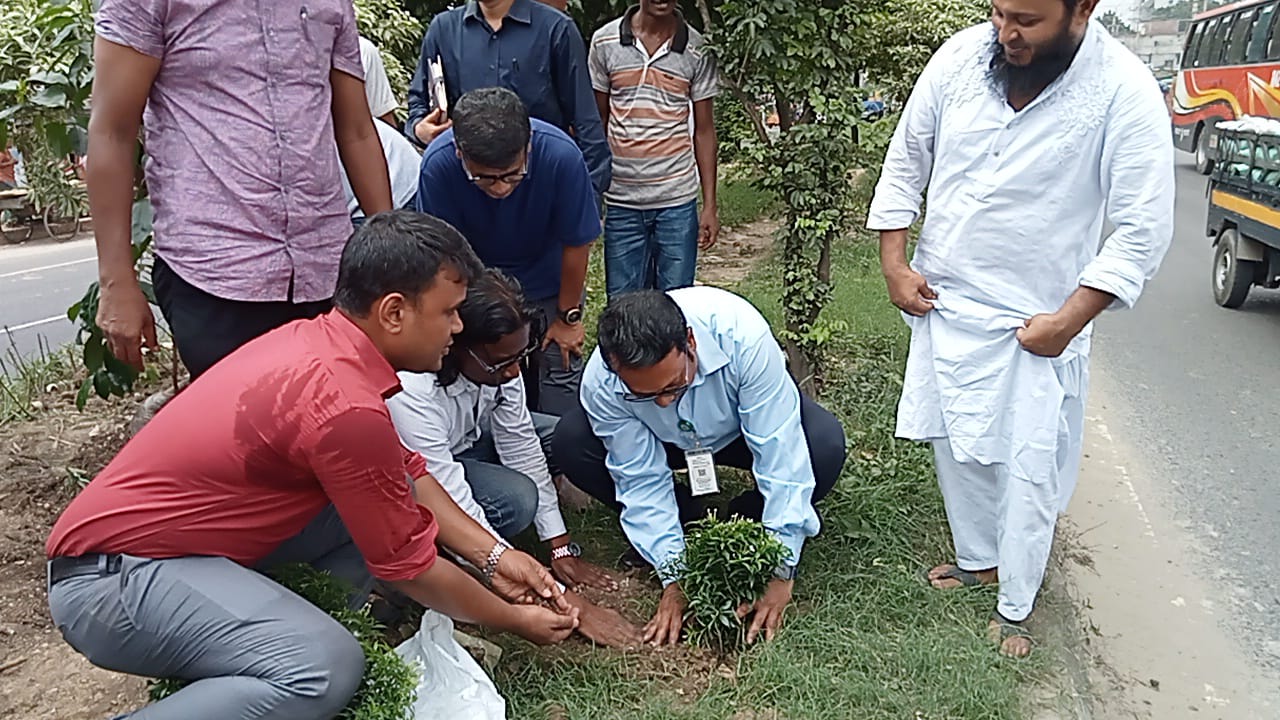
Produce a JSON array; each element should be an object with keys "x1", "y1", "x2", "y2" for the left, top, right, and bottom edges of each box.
[
  {"x1": 150, "y1": 564, "x2": 418, "y2": 720},
  {"x1": 673, "y1": 516, "x2": 791, "y2": 649}
]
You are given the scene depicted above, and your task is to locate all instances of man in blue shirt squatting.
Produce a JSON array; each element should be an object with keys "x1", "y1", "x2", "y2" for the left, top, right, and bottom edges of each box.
[
  {"x1": 405, "y1": 0, "x2": 612, "y2": 198},
  {"x1": 418, "y1": 88, "x2": 599, "y2": 418},
  {"x1": 553, "y1": 287, "x2": 848, "y2": 644}
]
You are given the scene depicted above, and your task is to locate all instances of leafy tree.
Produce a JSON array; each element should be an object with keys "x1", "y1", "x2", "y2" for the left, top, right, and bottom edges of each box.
[
  {"x1": 696, "y1": 0, "x2": 985, "y2": 392},
  {"x1": 0, "y1": 0, "x2": 94, "y2": 222},
  {"x1": 355, "y1": 0, "x2": 426, "y2": 100}
]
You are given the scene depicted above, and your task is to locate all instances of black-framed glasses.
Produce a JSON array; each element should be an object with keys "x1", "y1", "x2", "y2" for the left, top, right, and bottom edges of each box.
[
  {"x1": 467, "y1": 340, "x2": 538, "y2": 376},
  {"x1": 622, "y1": 353, "x2": 693, "y2": 403},
  {"x1": 462, "y1": 156, "x2": 528, "y2": 187}
]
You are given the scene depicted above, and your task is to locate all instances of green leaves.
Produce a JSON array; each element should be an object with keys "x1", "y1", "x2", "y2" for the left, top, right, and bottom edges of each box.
[
  {"x1": 676, "y1": 516, "x2": 791, "y2": 649},
  {"x1": 68, "y1": 223, "x2": 153, "y2": 410}
]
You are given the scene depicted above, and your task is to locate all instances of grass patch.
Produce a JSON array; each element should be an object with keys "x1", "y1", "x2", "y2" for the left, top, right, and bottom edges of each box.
[
  {"x1": 717, "y1": 173, "x2": 777, "y2": 229},
  {"x1": 0, "y1": 336, "x2": 78, "y2": 424},
  {"x1": 496, "y1": 232, "x2": 1033, "y2": 719}
]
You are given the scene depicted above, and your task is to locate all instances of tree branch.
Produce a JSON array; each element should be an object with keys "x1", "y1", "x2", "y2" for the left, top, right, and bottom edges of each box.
[{"x1": 694, "y1": 0, "x2": 771, "y2": 146}]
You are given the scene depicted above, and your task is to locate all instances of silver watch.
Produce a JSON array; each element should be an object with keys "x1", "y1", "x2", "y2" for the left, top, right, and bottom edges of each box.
[{"x1": 773, "y1": 564, "x2": 798, "y2": 581}]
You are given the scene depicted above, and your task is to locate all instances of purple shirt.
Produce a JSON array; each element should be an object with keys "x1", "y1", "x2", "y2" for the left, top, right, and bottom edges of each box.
[{"x1": 96, "y1": 0, "x2": 364, "y2": 303}]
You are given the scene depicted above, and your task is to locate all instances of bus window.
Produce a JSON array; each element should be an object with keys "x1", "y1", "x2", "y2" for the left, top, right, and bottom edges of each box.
[
  {"x1": 1224, "y1": 10, "x2": 1255, "y2": 66},
  {"x1": 1186, "y1": 21, "x2": 1205, "y2": 66},
  {"x1": 1200, "y1": 17, "x2": 1225, "y2": 66},
  {"x1": 1248, "y1": 2, "x2": 1278, "y2": 62}
]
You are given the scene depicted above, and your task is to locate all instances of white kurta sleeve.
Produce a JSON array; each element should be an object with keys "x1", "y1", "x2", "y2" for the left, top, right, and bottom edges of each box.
[
  {"x1": 1078, "y1": 77, "x2": 1175, "y2": 310},
  {"x1": 866, "y1": 45, "x2": 947, "y2": 231}
]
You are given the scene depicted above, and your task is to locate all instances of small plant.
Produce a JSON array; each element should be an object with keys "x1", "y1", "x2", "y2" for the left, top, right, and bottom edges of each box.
[
  {"x1": 150, "y1": 564, "x2": 419, "y2": 720},
  {"x1": 671, "y1": 516, "x2": 791, "y2": 649}
]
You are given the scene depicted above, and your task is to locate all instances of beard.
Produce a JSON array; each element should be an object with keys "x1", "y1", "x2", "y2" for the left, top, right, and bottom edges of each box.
[{"x1": 989, "y1": 21, "x2": 1083, "y2": 99}]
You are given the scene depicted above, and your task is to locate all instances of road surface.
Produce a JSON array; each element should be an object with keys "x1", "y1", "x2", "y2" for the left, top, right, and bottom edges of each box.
[
  {"x1": 1091, "y1": 153, "x2": 1280, "y2": 672},
  {"x1": 0, "y1": 235, "x2": 97, "y2": 367}
]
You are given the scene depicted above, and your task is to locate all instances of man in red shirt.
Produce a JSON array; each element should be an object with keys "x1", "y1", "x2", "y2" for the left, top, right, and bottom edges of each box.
[{"x1": 46, "y1": 211, "x2": 578, "y2": 720}]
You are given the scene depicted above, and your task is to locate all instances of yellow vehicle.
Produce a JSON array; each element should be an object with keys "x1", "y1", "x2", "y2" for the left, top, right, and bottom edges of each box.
[{"x1": 1207, "y1": 118, "x2": 1280, "y2": 307}]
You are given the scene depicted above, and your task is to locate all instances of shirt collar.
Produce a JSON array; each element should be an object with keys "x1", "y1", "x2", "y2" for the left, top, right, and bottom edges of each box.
[
  {"x1": 619, "y1": 5, "x2": 690, "y2": 53},
  {"x1": 326, "y1": 311, "x2": 402, "y2": 399},
  {"x1": 443, "y1": 373, "x2": 480, "y2": 398},
  {"x1": 466, "y1": 0, "x2": 533, "y2": 26},
  {"x1": 688, "y1": 322, "x2": 729, "y2": 387}
]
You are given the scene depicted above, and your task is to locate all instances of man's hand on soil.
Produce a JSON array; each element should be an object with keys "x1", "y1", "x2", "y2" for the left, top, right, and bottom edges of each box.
[
  {"x1": 564, "y1": 591, "x2": 642, "y2": 648},
  {"x1": 643, "y1": 582, "x2": 686, "y2": 646},
  {"x1": 506, "y1": 603, "x2": 579, "y2": 645},
  {"x1": 551, "y1": 555, "x2": 618, "y2": 592},
  {"x1": 737, "y1": 578, "x2": 793, "y2": 644}
]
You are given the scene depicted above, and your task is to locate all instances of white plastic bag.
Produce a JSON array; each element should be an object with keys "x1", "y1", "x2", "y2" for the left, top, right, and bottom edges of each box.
[{"x1": 394, "y1": 610, "x2": 507, "y2": 719}]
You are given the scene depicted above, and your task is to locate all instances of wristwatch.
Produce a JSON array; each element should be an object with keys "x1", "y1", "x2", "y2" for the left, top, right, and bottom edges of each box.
[
  {"x1": 558, "y1": 306, "x2": 584, "y2": 325},
  {"x1": 551, "y1": 542, "x2": 583, "y2": 561},
  {"x1": 773, "y1": 564, "x2": 799, "y2": 581}
]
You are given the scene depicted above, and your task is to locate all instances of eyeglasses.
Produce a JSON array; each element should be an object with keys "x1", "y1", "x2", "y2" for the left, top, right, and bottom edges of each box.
[
  {"x1": 622, "y1": 353, "x2": 693, "y2": 403},
  {"x1": 467, "y1": 341, "x2": 538, "y2": 376},
  {"x1": 462, "y1": 156, "x2": 528, "y2": 187}
]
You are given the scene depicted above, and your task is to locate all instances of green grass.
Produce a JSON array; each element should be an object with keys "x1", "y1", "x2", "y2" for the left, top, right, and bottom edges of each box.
[
  {"x1": 0, "y1": 335, "x2": 78, "y2": 423},
  {"x1": 499, "y1": 233, "x2": 1033, "y2": 719},
  {"x1": 716, "y1": 174, "x2": 778, "y2": 229}
]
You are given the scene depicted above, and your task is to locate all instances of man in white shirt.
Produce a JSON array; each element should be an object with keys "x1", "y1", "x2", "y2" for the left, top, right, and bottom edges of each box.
[
  {"x1": 359, "y1": 36, "x2": 399, "y2": 126},
  {"x1": 867, "y1": 0, "x2": 1173, "y2": 657},
  {"x1": 341, "y1": 120, "x2": 421, "y2": 224},
  {"x1": 388, "y1": 269, "x2": 619, "y2": 594}
]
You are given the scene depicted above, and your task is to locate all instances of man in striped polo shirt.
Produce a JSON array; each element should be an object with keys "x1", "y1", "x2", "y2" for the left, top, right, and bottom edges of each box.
[{"x1": 589, "y1": 0, "x2": 719, "y2": 296}]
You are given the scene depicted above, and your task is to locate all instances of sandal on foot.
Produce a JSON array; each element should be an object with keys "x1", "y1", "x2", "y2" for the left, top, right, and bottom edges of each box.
[
  {"x1": 989, "y1": 611, "x2": 1034, "y2": 658},
  {"x1": 920, "y1": 564, "x2": 996, "y2": 589}
]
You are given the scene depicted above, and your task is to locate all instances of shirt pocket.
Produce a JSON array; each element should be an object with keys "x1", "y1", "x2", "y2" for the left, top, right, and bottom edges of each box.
[
  {"x1": 509, "y1": 53, "x2": 552, "y2": 110},
  {"x1": 297, "y1": 8, "x2": 339, "y2": 72}
]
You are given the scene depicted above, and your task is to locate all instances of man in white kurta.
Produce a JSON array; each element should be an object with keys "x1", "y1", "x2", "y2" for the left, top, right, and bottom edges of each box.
[{"x1": 868, "y1": 1, "x2": 1173, "y2": 656}]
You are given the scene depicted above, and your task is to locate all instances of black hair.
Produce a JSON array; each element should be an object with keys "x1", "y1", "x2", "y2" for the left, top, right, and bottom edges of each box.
[
  {"x1": 597, "y1": 291, "x2": 689, "y2": 371},
  {"x1": 333, "y1": 210, "x2": 483, "y2": 316},
  {"x1": 438, "y1": 269, "x2": 545, "y2": 386},
  {"x1": 452, "y1": 87, "x2": 531, "y2": 169}
]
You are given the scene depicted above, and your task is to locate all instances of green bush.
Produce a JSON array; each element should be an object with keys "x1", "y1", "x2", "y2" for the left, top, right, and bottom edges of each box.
[
  {"x1": 673, "y1": 516, "x2": 791, "y2": 649},
  {"x1": 150, "y1": 564, "x2": 418, "y2": 720}
]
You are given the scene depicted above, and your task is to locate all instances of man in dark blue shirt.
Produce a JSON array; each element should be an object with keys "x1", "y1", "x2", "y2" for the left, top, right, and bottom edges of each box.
[
  {"x1": 406, "y1": 0, "x2": 612, "y2": 197},
  {"x1": 418, "y1": 88, "x2": 600, "y2": 417}
]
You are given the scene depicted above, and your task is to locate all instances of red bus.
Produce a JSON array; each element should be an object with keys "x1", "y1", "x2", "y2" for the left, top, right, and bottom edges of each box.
[{"x1": 1173, "y1": 0, "x2": 1280, "y2": 174}]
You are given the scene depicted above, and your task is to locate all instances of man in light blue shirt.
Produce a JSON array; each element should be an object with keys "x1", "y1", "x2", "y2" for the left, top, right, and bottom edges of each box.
[{"x1": 553, "y1": 287, "x2": 846, "y2": 645}]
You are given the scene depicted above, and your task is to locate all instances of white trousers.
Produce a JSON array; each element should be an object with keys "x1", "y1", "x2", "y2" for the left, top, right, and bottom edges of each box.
[{"x1": 931, "y1": 356, "x2": 1088, "y2": 622}]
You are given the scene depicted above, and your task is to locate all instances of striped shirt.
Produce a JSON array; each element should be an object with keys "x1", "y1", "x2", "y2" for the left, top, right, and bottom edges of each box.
[{"x1": 589, "y1": 9, "x2": 718, "y2": 210}]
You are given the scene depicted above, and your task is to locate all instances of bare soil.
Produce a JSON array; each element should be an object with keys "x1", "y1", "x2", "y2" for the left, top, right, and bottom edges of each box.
[
  {"x1": 698, "y1": 219, "x2": 779, "y2": 287},
  {"x1": 0, "y1": 391, "x2": 148, "y2": 719}
]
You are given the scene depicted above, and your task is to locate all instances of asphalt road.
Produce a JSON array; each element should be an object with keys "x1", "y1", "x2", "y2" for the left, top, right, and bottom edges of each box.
[
  {"x1": 1092, "y1": 154, "x2": 1280, "y2": 669},
  {"x1": 0, "y1": 235, "x2": 98, "y2": 367}
]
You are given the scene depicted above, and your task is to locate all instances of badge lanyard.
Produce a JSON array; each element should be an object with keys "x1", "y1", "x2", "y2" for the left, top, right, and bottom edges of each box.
[{"x1": 677, "y1": 390, "x2": 718, "y2": 496}]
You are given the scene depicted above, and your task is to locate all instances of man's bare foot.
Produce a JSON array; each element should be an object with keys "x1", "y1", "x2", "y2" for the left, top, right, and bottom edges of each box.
[
  {"x1": 564, "y1": 591, "x2": 642, "y2": 648},
  {"x1": 987, "y1": 614, "x2": 1033, "y2": 659},
  {"x1": 926, "y1": 563, "x2": 998, "y2": 590}
]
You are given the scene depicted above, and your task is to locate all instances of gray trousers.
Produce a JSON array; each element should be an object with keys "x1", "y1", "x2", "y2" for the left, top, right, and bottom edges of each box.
[
  {"x1": 528, "y1": 295, "x2": 584, "y2": 417},
  {"x1": 47, "y1": 506, "x2": 371, "y2": 719}
]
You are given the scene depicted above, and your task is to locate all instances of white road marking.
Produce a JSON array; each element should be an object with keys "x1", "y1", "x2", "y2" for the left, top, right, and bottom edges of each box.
[
  {"x1": 1, "y1": 314, "x2": 68, "y2": 334},
  {"x1": 0, "y1": 255, "x2": 94, "y2": 280}
]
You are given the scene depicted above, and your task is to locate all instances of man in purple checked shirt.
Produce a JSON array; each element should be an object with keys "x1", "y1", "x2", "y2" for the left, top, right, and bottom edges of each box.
[{"x1": 88, "y1": 0, "x2": 393, "y2": 379}]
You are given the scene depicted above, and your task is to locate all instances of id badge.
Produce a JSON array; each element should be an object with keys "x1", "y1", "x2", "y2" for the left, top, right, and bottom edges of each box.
[{"x1": 685, "y1": 448, "x2": 718, "y2": 496}]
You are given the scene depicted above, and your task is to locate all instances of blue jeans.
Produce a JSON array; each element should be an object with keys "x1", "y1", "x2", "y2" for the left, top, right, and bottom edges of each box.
[
  {"x1": 603, "y1": 198, "x2": 699, "y2": 296},
  {"x1": 456, "y1": 413, "x2": 559, "y2": 541}
]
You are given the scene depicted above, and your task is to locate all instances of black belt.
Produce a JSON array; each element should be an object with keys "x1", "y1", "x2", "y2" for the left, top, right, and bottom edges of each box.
[{"x1": 48, "y1": 554, "x2": 122, "y2": 586}]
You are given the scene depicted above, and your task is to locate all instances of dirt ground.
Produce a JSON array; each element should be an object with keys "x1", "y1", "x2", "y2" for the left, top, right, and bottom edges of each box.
[
  {"x1": 697, "y1": 219, "x2": 779, "y2": 288},
  {"x1": 1040, "y1": 371, "x2": 1280, "y2": 719},
  {"x1": 0, "y1": 391, "x2": 148, "y2": 719}
]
